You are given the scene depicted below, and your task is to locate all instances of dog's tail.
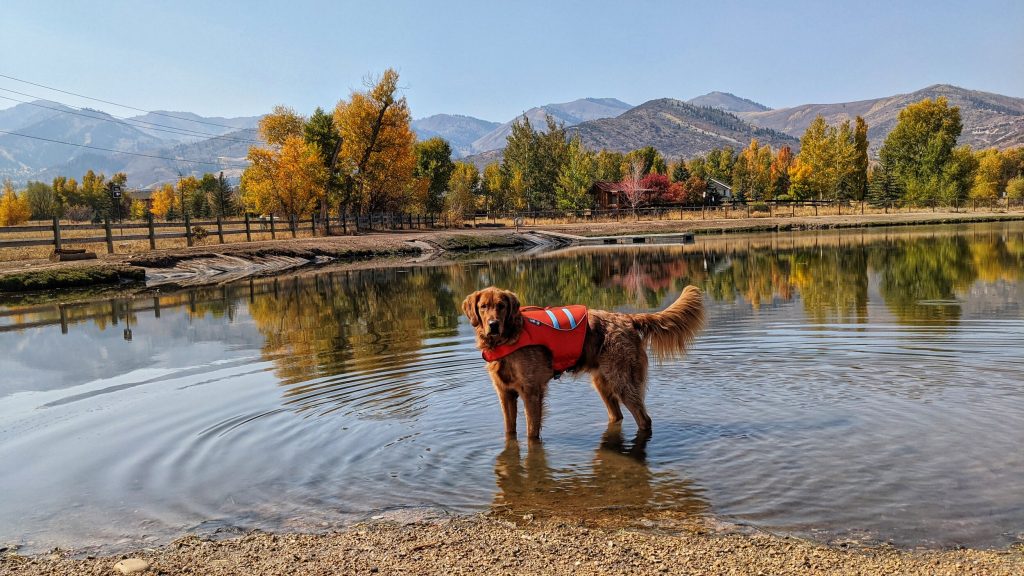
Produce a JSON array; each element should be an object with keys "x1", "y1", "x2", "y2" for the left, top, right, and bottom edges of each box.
[{"x1": 630, "y1": 285, "x2": 705, "y2": 360}]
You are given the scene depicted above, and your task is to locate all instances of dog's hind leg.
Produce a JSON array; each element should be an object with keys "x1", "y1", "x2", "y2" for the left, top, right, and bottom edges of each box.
[
  {"x1": 621, "y1": 394, "x2": 652, "y2": 432},
  {"x1": 611, "y1": 358, "x2": 652, "y2": 432},
  {"x1": 591, "y1": 373, "x2": 623, "y2": 423}
]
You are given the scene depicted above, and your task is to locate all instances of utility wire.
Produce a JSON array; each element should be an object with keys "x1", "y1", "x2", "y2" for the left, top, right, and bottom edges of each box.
[
  {"x1": 0, "y1": 129, "x2": 248, "y2": 168},
  {"x1": 0, "y1": 93, "x2": 262, "y2": 144},
  {"x1": 0, "y1": 72, "x2": 259, "y2": 132}
]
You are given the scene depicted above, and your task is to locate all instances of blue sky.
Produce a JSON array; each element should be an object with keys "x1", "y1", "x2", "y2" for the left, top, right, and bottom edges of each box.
[{"x1": 3, "y1": 0, "x2": 1022, "y2": 122}]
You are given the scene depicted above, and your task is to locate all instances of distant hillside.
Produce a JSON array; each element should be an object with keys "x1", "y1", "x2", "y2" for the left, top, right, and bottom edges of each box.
[
  {"x1": 740, "y1": 84, "x2": 1024, "y2": 153},
  {"x1": 0, "y1": 101, "x2": 257, "y2": 186},
  {"x1": 411, "y1": 114, "x2": 500, "y2": 157},
  {"x1": 688, "y1": 91, "x2": 771, "y2": 113},
  {"x1": 0, "y1": 107, "x2": 165, "y2": 175},
  {"x1": 470, "y1": 98, "x2": 632, "y2": 154},
  {"x1": 126, "y1": 111, "x2": 261, "y2": 143},
  {"x1": 568, "y1": 98, "x2": 798, "y2": 159}
]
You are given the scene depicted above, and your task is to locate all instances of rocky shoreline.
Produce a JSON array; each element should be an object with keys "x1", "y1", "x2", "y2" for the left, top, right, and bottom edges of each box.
[{"x1": 3, "y1": 515, "x2": 1022, "y2": 575}]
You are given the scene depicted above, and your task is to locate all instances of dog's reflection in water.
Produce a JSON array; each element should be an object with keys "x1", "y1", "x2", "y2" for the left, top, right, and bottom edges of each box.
[{"x1": 492, "y1": 426, "x2": 708, "y2": 522}]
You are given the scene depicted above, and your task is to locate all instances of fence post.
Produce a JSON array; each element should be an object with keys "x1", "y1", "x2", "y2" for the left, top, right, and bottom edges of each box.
[
  {"x1": 290, "y1": 214, "x2": 297, "y2": 238},
  {"x1": 104, "y1": 216, "x2": 114, "y2": 253},
  {"x1": 341, "y1": 208, "x2": 347, "y2": 235},
  {"x1": 269, "y1": 214, "x2": 276, "y2": 239},
  {"x1": 216, "y1": 215, "x2": 224, "y2": 243},
  {"x1": 184, "y1": 213, "x2": 193, "y2": 247},
  {"x1": 324, "y1": 211, "x2": 331, "y2": 236},
  {"x1": 52, "y1": 216, "x2": 62, "y2": 251},
  {"x1": 147, "y1": 212, "x2": 156, "y2": 249},
  {"x1": 310, "y1": 214, "x2": 317, "y2": 237},
  {"x1": 244, "y1": 213, "x2": 252, "y2": 242}
]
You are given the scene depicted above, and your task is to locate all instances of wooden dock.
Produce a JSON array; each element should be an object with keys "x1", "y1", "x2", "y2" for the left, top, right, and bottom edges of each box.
[{"x1": 527, "y1": 230, "x2": 695, "y2": 246}]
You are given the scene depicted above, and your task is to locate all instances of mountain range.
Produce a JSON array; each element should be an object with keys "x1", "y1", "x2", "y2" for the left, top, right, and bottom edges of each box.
[{"x1": 0, "y1": 85, "x2": 1021, "y2": 188}]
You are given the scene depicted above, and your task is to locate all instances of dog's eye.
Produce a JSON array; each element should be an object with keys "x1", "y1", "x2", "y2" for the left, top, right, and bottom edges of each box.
[{"x1": 497, "y1": 303, "x2": 505, "y2": 309}]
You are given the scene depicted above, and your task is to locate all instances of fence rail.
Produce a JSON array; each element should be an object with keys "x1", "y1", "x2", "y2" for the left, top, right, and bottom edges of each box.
[
  {"x1": 0, "y1": 212, "x2": 449, "y2": 255},
  {"x1": 1, "y1": 199, "x2": 1021, "y2": 257}
]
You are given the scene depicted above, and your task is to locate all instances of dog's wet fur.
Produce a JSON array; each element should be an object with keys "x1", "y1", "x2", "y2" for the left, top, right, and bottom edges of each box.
[{"x1": 463, "y1": 286, "x2": 705, "y2": 439}]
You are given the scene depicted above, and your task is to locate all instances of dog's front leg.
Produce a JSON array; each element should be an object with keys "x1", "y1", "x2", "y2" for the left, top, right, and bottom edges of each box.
[
  {"x1": 523, "y1": 388, "x2": 544, "y2": 440},
  {"x1": 491, "y1": 372, "x2": 518, "y2": 437}
]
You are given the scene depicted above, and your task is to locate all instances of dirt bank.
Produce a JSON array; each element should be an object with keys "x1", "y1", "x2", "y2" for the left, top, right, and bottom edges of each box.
[
  {"x1": 3, "y1": 516, "x2": 1021, "y2": 576},
  {"x1": 2, "y1": 211, "x2": 1021, "y2": 293}
]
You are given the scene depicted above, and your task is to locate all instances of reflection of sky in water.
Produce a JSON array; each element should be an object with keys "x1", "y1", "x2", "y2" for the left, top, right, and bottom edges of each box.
[{"x1": 1, "y1": 221, "x2": 1023, "y2": 553}]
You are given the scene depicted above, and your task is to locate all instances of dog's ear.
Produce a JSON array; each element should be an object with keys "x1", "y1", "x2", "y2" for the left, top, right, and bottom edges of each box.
[
  {"x1": 503, "y1": 290, "x2": 522, "y2": 336},
  {"x1": 462, "y1": 291, "x2": 481, "y2": 327}
]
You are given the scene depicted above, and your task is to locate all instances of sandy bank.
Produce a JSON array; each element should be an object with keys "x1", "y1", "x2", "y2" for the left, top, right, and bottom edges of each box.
[{"x1": 3, "y1": 516, "x2": 1021, "y2": 576}]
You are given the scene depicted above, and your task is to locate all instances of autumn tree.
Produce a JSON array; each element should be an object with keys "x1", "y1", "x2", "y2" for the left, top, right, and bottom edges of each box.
[
  {"x1": 0, "y1": 180, "x2": 31, "y2": 225},
  {"x1": 733, "y1": 139, "x2": 773, "y2": 202},
  {"x1": 446, "y1": 162, "x2": 479, "y2": 222},
  {"x1": 1007, "y1": 175, "x2": 1024, "y2": 201},
  {"x1": 413, "y1": 138, "x2": 454, "y2": 214},
  {"x1": 770, "y1": 146, "x2": 795, "y2": 199},
  {"x1": 555, "y1": 136, "x2": 596, "y2": 210},
  {"x1": 970, "y1": 149, "x2": 1007, "y2": 202},
  {"x1": 798, "y1": 116, "x2": 856, "y2": 201},
  {"x1": 175, "y1": 175, "x2": 204, "y2": 217},
  {"x1": 334, "y1": 69, "x2": 416, "y2": 215},
  {"x1": 480, "y1": 162, "x2": 509, "y2": 211},
  {"x1": 242, "y1": 106, "x2": 330, "y2": 219},
  {"x1": 150, "y1": 183, "x2": 180, "y2": 220},
  {"x1": 260, "y1": 105, "x2": 305, "y2": 146},
  {"x1": 879, "y1": 97, "x2": 962, "y2": 205},
  {"x1": 52, "y1": 176, "x2": 81, "y2": 212}
]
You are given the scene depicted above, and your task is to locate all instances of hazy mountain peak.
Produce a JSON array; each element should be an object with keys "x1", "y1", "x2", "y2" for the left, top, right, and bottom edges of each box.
[{"x1": 687, "y1": 92, "x2": 771, "y2": 113}]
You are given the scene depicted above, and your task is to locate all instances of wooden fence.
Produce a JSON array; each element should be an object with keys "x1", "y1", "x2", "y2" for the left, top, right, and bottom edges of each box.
[{"x1": 0, "y1": 212, "x2": 448, "y2": 255}]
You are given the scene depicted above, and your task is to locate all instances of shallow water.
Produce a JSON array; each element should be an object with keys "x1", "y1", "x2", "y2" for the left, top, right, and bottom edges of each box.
[{"x1": 1, "y1": 222, "x2": 1023, "y2": 552}]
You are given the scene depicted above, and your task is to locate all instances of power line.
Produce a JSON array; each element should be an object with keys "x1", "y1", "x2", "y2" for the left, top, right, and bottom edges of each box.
[
  {"x1": 0, "y1": 93, "x2": 262, "y2": 144},
  {"x1": 0, "y1": 129, "x2": 248, "y2": 168},
  {"x1": 0, "y1": 72, "x2": 259, "y2": 132}
]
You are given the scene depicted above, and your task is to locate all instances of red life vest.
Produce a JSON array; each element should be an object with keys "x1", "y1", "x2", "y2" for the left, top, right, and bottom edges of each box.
[{"x1": 481, "y1": 305, "x2": 588, "y2": 372}]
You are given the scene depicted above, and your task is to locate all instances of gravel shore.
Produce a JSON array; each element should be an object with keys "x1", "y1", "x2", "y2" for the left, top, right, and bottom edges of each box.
[{"x1": 3, "y1": 515, "x2": 1022, "y2": 576}]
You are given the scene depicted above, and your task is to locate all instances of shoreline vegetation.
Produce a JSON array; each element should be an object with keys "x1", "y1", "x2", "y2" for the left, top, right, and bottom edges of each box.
[
  {"x1": 2, "y1": 211, "x2": 1023, "y2": 295},
  {"x1": 3, "y1": 515, "x2": 1022, "y2": 575}
]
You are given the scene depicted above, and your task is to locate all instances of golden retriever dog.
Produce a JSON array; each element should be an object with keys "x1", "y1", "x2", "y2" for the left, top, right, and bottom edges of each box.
[{"x1": 463, "y1": 286, "x2": 704, "y2": 439}]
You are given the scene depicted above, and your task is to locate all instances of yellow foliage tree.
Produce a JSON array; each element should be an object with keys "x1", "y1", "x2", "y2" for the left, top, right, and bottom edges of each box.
[
  {"x1": 258, "y1": 106, "x2": 306, "y2": 147},
  {"x1": 0, "y1": 180, "x2": 32, "y2": 225},
  {"x1": 333, "y1": 69, "x2": 416, "y2": 214},
  {"x1": 150, "y1": 183, "x2": 180, "y2": 219},
  {"x1": 447, "y1": 162, "x2": 479, "y2": 222},
  {"x1": 970, "y1": 149, "x2": 1007, "y2": 202},
  {"x1": 241, "y1": 136, "x2": 327, "y2": 217}
]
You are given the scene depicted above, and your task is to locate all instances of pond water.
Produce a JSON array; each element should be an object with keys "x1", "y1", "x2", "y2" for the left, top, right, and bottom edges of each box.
[{"x1": 1, "y1": 222, "x2": 1023, "y2": 552}]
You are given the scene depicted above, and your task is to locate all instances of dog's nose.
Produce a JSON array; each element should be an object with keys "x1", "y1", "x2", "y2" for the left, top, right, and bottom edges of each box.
[{"x1": 488, "y1": 320, "x2": 500, "y2": 334}]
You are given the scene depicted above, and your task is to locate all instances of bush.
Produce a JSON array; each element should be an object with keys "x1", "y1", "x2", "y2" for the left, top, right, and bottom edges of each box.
[
  {"x1": 750, "y1": 202, "x2": 771, "y2": 213},
  {"x1": 64, "y1": 205, "x2": 94, "y2": 222}
]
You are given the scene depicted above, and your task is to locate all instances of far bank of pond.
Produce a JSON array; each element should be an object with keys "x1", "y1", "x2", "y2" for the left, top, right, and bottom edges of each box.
[{"x1": 2, "y1": 210, "x2": 1023, "y2": 294}]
